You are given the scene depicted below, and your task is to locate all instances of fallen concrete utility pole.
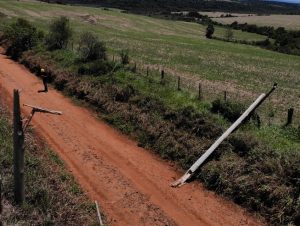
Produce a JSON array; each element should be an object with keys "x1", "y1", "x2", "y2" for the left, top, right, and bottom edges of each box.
[
  {"x1": 172, "y1": 83, "x2": 277, "y2": 187},
  {"x1": 95, "y1": 201, "x2": 104, "y2": 226}
]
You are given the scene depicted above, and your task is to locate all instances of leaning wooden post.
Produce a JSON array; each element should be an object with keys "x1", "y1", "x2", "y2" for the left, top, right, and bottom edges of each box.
[
  {"x1": 198, "y1": 83, "x2": 202, "y2": 100},
  {"x1": 286, "y1": 108, "x2": 294, "y2": 126},
  {"x1": 13, "y1": 89, "x2": 25, "y2": 205},
  {"x1": 177, "y1": 76, "x2": 181, "y2": 91}
]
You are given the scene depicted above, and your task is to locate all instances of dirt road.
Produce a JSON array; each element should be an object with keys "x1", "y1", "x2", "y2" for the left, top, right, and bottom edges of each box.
[{"x1": 0, "y1": 51, "x2": 263, "y2": 226}]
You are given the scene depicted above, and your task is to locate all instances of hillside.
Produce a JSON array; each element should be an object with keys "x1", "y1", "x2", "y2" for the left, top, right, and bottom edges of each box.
[{"x1": 43, "y1": 0, "x2": 300, "y2": 14}]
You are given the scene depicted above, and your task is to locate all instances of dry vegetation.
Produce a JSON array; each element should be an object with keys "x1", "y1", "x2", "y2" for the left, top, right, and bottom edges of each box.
[
  {"x1": 210, "y1": 14, "x2": 300, "y2": 30},
  {"x1": 200, "y1": 11, "x2": 256, "y2": 18}
]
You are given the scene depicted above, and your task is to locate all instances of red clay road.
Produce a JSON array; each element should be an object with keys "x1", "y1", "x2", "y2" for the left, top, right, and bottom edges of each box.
[{"x1": 0, "y1": 50, "x2": 264, "y2": 226}]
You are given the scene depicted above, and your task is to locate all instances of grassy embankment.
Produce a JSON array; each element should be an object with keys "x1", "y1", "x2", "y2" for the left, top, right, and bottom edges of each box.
[
  {"x1": 0, "y1": 102, "x2": 103, "y2": 225},
  {"x1": 0, "y1": 1, "x2": 300, "y2": 225}
]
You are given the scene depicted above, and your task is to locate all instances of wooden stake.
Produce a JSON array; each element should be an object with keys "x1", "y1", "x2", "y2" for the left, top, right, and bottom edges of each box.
[
  {"x1": 13, "y1": 89, "x2": 24, "y2": 205},
  {"x1": 198, "y1": 83, "x2": 202, "y2": 100},
  {"x1": 256, "y1": 113, "x2": 261, "y2": 128},
  {"x1": 224, "y1": 91, "x2": 227, "y2": 102},
  {"x1": 286, "y1": 108, "x2": 294, "y2": 126},
  {"x1": 0, "y1": 176, "x2": 2, "y2": 215},
  {"x1": 177, "y1": 76, "x2": 181, "y2": 91},
  {"x1": 146, "y1": 67, "x2": 149, "y2": 76},
  {"x1": 161, "y1": 70, "x2": 164, "y2": 84}
]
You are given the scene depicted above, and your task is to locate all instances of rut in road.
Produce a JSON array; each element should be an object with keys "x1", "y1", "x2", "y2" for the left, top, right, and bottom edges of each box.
[{"x1": 0, "y1": 51, "x2": 264, "y2": 226}]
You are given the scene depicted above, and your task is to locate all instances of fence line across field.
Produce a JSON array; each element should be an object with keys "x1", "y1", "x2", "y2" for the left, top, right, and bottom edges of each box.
[
  {"x1": 105, "y1": 55, "x2": 300, "y2": 125},
  {"x1": 131, "y1": 61, "x2": 300, "y2": 126}
]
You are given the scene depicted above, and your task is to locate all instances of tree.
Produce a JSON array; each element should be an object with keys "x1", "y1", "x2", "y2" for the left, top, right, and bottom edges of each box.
[
  {"x1": 78, "y1": 31, "x2": 106, "y2": 62},
  {"x1": 225, "y1": 27, "x2": 234, "y2": 40},
  {"x1": 45, "y1": 16, "x2": 72, "y2": 50},
  {"x1": 3, "y1": 18, "x2": 41, "y2": 59},
  {"x1": 206, "y1": 23, "x2": 214, "y2": 39}
]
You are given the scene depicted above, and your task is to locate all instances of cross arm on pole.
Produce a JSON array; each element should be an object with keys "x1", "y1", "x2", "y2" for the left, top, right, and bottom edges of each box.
[{"x1": 22, "y1": 104, "x2": 62, "y2": 132}]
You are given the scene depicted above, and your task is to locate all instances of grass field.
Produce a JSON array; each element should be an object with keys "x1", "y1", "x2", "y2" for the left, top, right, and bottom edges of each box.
[
  {"x1": 201, "y1": 12, "x2": 300, "y2": 30},
  {"x1": 0, "y1": 1, "x2": 299, "y2": 120}
]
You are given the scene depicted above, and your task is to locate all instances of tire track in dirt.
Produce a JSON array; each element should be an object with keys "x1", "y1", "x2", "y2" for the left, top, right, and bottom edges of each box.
[{"x1": 0, "y1": 51, "x2": 264, "y2": 226}]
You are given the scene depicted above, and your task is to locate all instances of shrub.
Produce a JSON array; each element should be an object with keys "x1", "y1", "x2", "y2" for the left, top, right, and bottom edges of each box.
[
  {"x1": 224, "y1": 27, "x2": 234, "y2": 40},
  {"x1": 3, "y1": 18, "x2": 41, "y2": 59},
  {"x1": 206, "y1": 23, "x2": 214, "y2": 39},
  {"x1": 77, "y1": 60, "x2": 112, "y2": 76},
  {"x1": 229, "y1": 133, "x2": 259, "y2": 157},
  {"x1": 115, "y1": 85, "x2": 135, "y2": 102},
  {"x1": 211, "y1": 99, "x2": 245, "y2": 123},
  {"x1": 78, "y1": 31, "x2": 106, "y2": 62},
  {"x1": 120, "y1": 49, "x2": 129, "y2": 65},
  {"x1": 45, "y1": 16, "x2": 72, "y2": 50}
]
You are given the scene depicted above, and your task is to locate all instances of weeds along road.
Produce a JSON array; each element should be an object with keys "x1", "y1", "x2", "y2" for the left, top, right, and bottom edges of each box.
[{"x1": 0, "y1": 49, "x2": 263, "y2": 226}]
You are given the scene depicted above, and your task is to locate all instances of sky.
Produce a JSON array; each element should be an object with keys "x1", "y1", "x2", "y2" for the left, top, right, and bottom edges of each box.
[{"x1": 269, "y1": 0, "x2": 300, "y2": 3}]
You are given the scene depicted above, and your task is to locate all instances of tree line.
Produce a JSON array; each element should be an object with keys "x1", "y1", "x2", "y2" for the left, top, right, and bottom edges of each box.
[
  {"x1": 171, "y1": 11, "x2": 300, "y2": 56},
  {"x1": 41, "y1": 0, "x2": 300, "y2": 15},
  {"x1": 229, "y1": 22, "x2": 300, "y2": 55}
]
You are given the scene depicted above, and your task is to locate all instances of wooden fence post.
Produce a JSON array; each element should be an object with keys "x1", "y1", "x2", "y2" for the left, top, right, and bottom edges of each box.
[
  {"x1": 286, "y1": 108, "x2": 294, "y2": 126},
  {"x1": 256, "y1": 113, "x2": 261, "y2": 128},
  {"x1": 198, "y1": 83, "x2": 202, "y2": 100},
  {"x1": 224, "y1": 91, "x2": 227, "y2": 102},
  {"x1": 0, "y1": 176, "x2": 2, "y2": 215},
  {"x1": 146, "y1": 67, "x2": 149, "y2": 76},
  {"x1": 177, "y1": 76, "x2": 181, "y2": 91},
  {"x1": 13, "y1": 89, "x2": 24, "y2": 205},
  {"x1": 161, "y1": 70, "x2": 165, "y2": 84}
]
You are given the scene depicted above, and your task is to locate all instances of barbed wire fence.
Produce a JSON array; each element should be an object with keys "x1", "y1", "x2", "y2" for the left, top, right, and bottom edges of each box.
[{"x1": 109, "y1": 53, "x2": 300, "y2": 127}]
